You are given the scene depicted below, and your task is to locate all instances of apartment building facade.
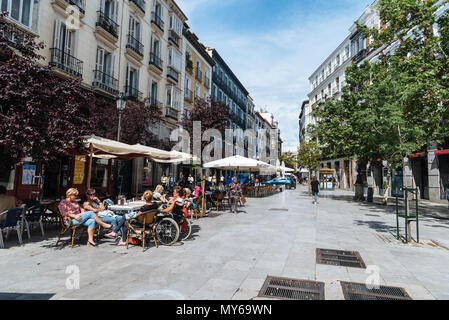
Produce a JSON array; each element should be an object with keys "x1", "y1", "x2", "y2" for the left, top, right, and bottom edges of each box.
[
  {"x1": 207, "y1": 47, "x2": 249, "y2": 157},
  {"x1": 301, "y1": 2, "x2": 379, "y2": 191},
  {"x1": 182, "y1": 25, "x2": 214, "y2": 114},
  {"x1": 1, "y1": 0, "x2": 189, "y2": 194}
]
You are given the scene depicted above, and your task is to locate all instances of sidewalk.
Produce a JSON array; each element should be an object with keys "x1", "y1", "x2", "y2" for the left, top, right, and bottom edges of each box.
[{"x1": 319, "y1": 187, "x2": 449, "y2": 220}]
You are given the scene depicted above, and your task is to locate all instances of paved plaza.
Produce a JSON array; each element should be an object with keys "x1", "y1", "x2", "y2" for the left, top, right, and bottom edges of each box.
[{"x1": 1, "y1": 186, "x2": 449, "y2": 300}]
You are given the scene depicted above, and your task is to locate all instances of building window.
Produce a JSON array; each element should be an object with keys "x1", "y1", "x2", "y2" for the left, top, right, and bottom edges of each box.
[
  {"x1": 169, "y1": 13, "x2": 182, "y2": 35},
  {"x1": 1, "y1": 0, "x2": 39, "y2": 31}
]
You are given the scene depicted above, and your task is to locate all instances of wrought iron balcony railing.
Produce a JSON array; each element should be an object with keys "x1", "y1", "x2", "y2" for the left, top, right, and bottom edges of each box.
[
  {"x1": 184, "y1": 88, "x2": 193, "y2": 101},
  {"x1": 147, "y1": 96, "x2": 163, "y2": 108},
  {"x1": 68, "y1": 0, "x2": 86, "y2": 15},
  {"x1": 167, "y1": 66, "x2": 179, "y2": 82},
  {"x1": 92, "y1": 69, "x2": 119, "y2": 94},
  {"x1": 151, "y1": 11, "x2": 164, "y2": 32},
  {"x1": 168, "y1": 30, "x2": 180, "y2": 47},
  {"x1": 124, "y1": 85, "x2": 143, "y2": 101},
  {"x1": 195, "y1": 70, "x2": 202, "y2": 81},
  {"x1": 165, "y1": 107, "x2": 179, "y2": 120},
  {"x1": 130, "y1": 0, "x2": 145, "y2": 13},
  {"x1": 126, "y1": 34, "x2": 144, "y2": 57},
  {"x1": 49, "y1": 47, "x2": 83, "y2": 78},
  {"x1": 96, "y1": 11, "x2": 119, "y2": 38},
  {"x1": 149, "y1": 52, "x2": 163, "y2": 71}
]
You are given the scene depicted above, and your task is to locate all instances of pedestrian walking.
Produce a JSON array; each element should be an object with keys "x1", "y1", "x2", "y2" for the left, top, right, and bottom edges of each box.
[
  {"x1": 311, "y1": 176, "x2": 320, "y2": 205},
  {"x1": 227, "y1": 178, "x2": 242, "y2": 214},
  {"x1": 161, "y1": 173, "x2": 168, "y2": 189}
]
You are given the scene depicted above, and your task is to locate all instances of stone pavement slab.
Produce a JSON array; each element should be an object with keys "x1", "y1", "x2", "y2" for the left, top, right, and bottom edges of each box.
[{"x1": 1, "y1": 185, "x2": 448, "y2": 300}]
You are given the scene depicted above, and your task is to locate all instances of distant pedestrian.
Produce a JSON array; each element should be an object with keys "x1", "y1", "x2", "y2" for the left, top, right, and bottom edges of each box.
[{"x1": 311, "y1": 176, "x2": 320, "y2": 205}]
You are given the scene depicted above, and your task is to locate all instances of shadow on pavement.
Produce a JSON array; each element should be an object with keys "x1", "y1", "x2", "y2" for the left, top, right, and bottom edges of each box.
[{"x1": 0, "y1": 292, "x2": 55, "y2": 300}]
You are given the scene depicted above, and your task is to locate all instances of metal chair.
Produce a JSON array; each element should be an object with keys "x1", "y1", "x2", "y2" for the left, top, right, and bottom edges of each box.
[
  {"x1": 55, "y1": 216, "x2": 87, "y2": 248},
  {"x1": 0, "y1": 208, "x2": 25, "y2": 248},
  {"x1": 23, "y1": 204, "x2": 46, "y2": 239}
]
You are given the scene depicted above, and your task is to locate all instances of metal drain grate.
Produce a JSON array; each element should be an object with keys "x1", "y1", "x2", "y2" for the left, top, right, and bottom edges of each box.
[
  {"x1": 258, "y1": 276, "x2": 325, "y2": 300},
  {"x1": 341, "y1": 281, "x2": 412, "y2": 300},
  {"x1": 316, "y1": 248, "x2": 366, "y2": 269},
  {"x1": 269, "y1": 208, "x2": 289, "y2": 212}
]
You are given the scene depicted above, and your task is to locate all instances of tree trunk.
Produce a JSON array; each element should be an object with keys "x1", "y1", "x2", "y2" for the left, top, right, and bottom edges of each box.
[
  {"x1": 354, "y1": 160, "x2": 366, "y2": 201},
  {"x1": 308, "y1": 170, "x2": 311, "y2": 196}
]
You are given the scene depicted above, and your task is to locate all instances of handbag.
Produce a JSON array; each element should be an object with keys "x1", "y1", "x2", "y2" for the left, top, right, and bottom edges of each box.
[
  {"x1": 127, "y1": 237, "x2": 141, "y2": 246},
  {"x1": 241, "y1": 196, "x2": 247, "y2": 205}
]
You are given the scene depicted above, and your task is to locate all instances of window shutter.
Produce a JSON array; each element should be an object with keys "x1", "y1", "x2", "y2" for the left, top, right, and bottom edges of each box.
[{"x1": 52, "y1": 19, "x2": 61, "y2": 49}]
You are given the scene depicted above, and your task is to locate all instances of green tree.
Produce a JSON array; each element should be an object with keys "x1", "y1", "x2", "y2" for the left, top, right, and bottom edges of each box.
[
  {"x1": 312, "y1": 0, "x2": 449, "y2": 200},
  {"x1": 297, "y1": 139, "x2": 321, "y2": 194}
]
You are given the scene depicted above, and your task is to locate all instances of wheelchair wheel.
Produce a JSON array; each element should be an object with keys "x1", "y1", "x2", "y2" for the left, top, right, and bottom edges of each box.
[
  {"x1": 179, "y1": 218, "x2": 192, "y2": 241},
  {"x1": 155, "y1": 218, "x2": 179, "y2": 246}
]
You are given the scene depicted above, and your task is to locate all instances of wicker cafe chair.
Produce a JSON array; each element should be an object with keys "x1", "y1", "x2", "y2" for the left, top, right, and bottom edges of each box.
[
  {"x1": 192, "y1": 197, "x2": 202, "y2": 220},
  {"x1": 213, "y1": 192, "x2": 225, "y2": 211},
  {"x1": 56, "y1": 216, "x2": 86, "y2": 248},
  {"x1": 126, "y1": 210, "x2": 159, "y2": 252}
]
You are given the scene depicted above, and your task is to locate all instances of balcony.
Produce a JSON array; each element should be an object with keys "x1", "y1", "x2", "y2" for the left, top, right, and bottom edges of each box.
[
  {"x1": 147, "y1": 96, "x2": 163, "y2": 108},
  {"x1": 185, "y1": 59, "x2": 193, "y2": 74},
  {"x1": 92, "y1": 69, "x2": 119, "y2": 95},
  {"x1": 165, "y1": 107, "x2": 179, "y2": 120},
  {"x1": 149, "y1": 52, "x2": 163, "y2": 72},
  {"x1": 167, "y1": 66, "x2": 179, "y2": 83},
  {"x1": 51, "y1": 0, "x2": 86, "y2": 17},
  {"x1": 126, "y1": 34, "x2": 144, "y2": 60},
  {"x1": 129, "y1": 0, "x2": 145, "y2": 15},
  {"x1": 95, "y1": 11, "x2": 119, "y2": 41},
  {"x1": 124, "y1": 85, "x2": 143, "y2": 102},
  {"x1": 195, "y1": 70, "x2": 202, "y2": 81},
  {"x1": 168, "y1": 30, "x2": 180, "y2": 47},
  {"x1": 204, "y1": 75, "x2": 210, "y2": 88},
  {"x1": 49, "y1": 48, "x2": 83, "y2": 78},
  {"x1": 184, "y1": 88, "x2": 193, "y2": 102},
  {"x1": 151, "y1": 12, "x2": 164, "y2": 33},
  {"x1": 352, "y1": 48, "x2": 368, "y2": 63}
]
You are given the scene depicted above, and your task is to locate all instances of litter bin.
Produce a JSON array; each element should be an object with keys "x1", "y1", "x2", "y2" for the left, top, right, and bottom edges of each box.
[{"x1": 367, "y1": 187, "x2": 374, "y2": 203}]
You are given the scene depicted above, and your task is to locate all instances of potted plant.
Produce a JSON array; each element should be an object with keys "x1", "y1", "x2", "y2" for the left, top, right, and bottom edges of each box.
[
  {"x1": 363, "y1": 181, "x2": 369, "y2": 195},
  {"x1": 380, "y1": 181, "x2": 388, "y2": 197}
]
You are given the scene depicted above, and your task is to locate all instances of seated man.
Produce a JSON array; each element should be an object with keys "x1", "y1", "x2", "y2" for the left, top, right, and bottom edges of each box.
[
  {"x1": 83, "y1": 188, "x2": 119, "y2": 238},
  {"x1": 0, "y1": 185, "x2": 17, "y2": 224},
  {"x1": 59, "y1": 188, "x2": 112, "y2": 247}
]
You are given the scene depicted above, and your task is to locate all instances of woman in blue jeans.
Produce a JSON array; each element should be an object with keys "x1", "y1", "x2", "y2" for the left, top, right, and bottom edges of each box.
[
  {"x1": 83, "y1": 189, "x2": 118, "y2": 238},
  {"x1": 311, "y1": 176, "x2": 320, "y2": 204},
  {"x1": 59, "y1": 188, "x2": 112, "y2": 247}
]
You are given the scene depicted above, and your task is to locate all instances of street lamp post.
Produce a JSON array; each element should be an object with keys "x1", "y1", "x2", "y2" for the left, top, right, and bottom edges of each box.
[{"x1": 116, "y1": 93, "x2": 127, "y2": 142}]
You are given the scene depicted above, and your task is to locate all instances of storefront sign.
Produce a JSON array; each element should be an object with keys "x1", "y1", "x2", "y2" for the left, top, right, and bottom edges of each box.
[
  {"x1": 73, "y1": 156, "x2": 86, "y2": 185},
  {"x1": 22, "y1": 165, "x2": 36, "y2": 185}
]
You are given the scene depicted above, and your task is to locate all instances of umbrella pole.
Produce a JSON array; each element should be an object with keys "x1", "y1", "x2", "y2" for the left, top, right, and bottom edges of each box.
[
  {"x1": 201, "y1": 170, "x2": 206, "y2": 218},
  {"x1": 135, "y1": 158, "x2": 139, "y2": 198},
  {"x1": 87, "y1": 144, "x2": 93, "y2": 190}
]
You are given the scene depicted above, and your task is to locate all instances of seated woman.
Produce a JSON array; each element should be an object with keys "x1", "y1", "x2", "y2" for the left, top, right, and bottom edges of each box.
[
  {"x1": 153, "y1": 185, "x2": 168, "y2": 204},
  {"x1": 160, "y1": 187, "x2": 186, "y2": 223},
  {"x1": 59, "y1": 188, "x2": 112, "y2": 247},
  {"x1": 115, "y1": 190, "x2": 160, "y2": 246},
  {"x1": 83, "y1": 188, "x2": 118, "y2": 238}
]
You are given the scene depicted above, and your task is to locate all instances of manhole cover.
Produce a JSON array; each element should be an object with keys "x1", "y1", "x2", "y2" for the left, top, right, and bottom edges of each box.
[
  {"x1": 269, "y1": 208, "x2": 289, "y2": 212},
  {"x1": 340, "y1": 281, "x2": 412, "y2": 300},
  {"x1": 316, "y1": 248, "x2": 366, "y2": 269},
  {"x1": 258, "y1": 276, "x2": 325, "y2": 300}
]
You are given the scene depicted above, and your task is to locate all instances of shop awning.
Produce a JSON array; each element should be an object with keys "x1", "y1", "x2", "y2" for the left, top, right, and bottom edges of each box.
[
  {"x1": 203, "y1": 155, "x2": 271, "y2": 172},
  {"x1": 434, "y1": 150, "x2": 449, "y2": 156}
]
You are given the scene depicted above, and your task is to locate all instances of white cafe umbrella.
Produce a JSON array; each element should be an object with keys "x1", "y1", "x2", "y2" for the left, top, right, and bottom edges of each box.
[{"x1": 203, "y1": 155, "x2": 270, "y2": 172}]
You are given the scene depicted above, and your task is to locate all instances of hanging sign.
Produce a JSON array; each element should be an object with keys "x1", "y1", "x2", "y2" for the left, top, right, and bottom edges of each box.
[
  {"x1": 73, "y1": 156, "x2": 86, "y2": 185},
  {"x1": 22, "y1": 164, "x2": 36, "y2": 185}
]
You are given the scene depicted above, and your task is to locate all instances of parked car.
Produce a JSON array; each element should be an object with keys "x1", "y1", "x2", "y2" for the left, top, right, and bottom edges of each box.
[{"x1": 266, "y1": 177, "x2": 292, "y2": 188}]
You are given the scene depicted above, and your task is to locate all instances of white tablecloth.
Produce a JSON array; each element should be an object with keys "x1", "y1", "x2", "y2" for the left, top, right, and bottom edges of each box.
[{"x1": 108, "y1": 201, "x2": 145, "y2": 213}]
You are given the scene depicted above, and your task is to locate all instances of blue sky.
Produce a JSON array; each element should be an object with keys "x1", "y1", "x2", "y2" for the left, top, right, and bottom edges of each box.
[{"x1": 177, "y1": 0, "x2": 374, "y2": 152}]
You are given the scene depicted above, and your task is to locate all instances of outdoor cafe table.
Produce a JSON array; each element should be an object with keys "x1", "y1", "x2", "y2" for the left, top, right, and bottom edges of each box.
[{"x1": 108, "y1": 201, "x2": 145, "y2": 215}]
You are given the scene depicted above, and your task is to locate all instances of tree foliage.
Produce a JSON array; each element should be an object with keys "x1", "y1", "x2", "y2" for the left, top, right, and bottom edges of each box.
[
  {"x1": 297, "y1": 139, "x2": 321, "y2": 172},
  {"x1": 312, "y1": 0, "x2": 449, "y2": 180},
  {"x1": 181, "y1": 98, "x2": 231, "y2": 154}
]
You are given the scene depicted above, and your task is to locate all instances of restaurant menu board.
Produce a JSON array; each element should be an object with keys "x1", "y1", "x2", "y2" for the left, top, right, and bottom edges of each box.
[
  {"x1": 22, "y1": 164, "x2": 36, "y2": 185},
  {"x1": 73, "y1": 156, "x2": 86, "y2": 185}
]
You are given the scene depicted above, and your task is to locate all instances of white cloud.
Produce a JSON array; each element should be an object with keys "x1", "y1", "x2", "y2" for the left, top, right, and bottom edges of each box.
[{"x1": 177, "y1": 0, "x2": 373, "y2": 152}]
